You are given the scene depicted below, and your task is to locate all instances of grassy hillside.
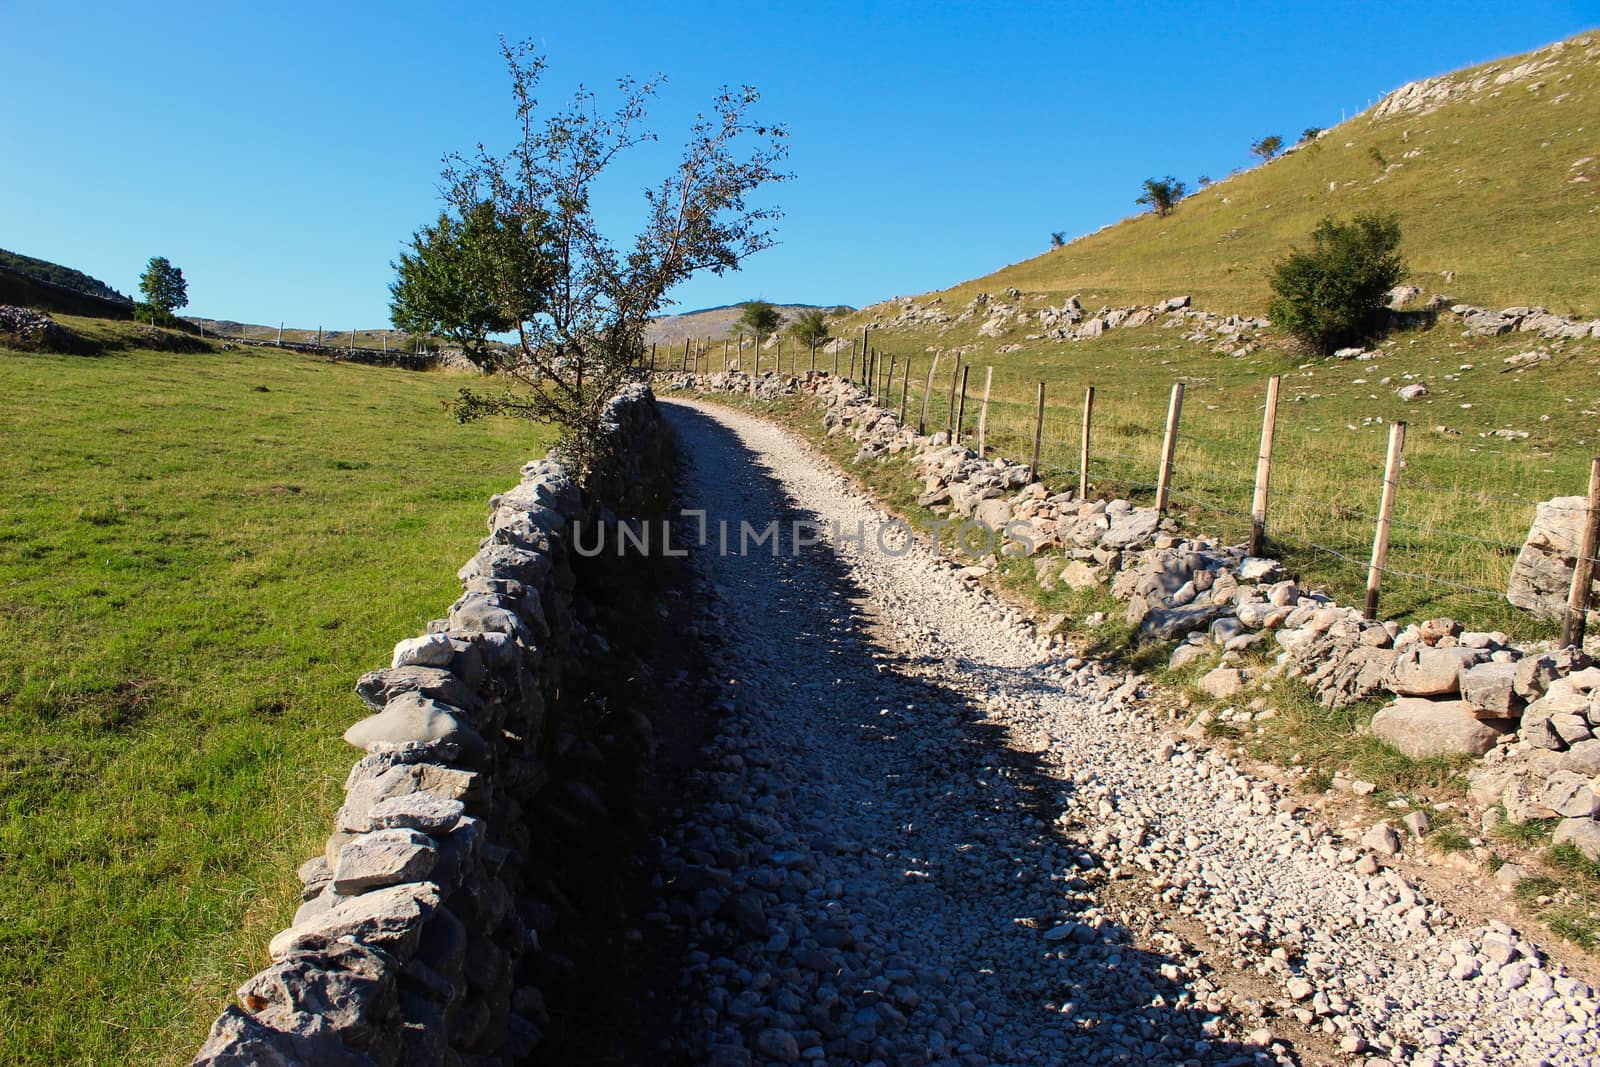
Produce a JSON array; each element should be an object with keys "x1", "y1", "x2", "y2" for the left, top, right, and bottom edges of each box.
[
  {"x1": 0, "y1": 248, "x2": 130, "y2": 303},
  {"x1": 804, "y1": 32, "x2": 1600, "y2": 632},
  {"x1": 0, "y1": 267, "x2": 135, "y2": 321},
  {"x1": 924, "y1": 31, "x2": 1599, "y2": 317},
  {"x1": 0, "y1": 320, "x2": 544, "y2": 1064},
  {"x1": 645, "y1": 301, "x2": 852, "y2": 347}
]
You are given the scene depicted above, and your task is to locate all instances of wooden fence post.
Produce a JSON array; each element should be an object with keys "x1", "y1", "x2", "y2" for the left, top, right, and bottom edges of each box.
[
  {"x1": 1079, "y1": 385, "x2": 1095, "y2": 499},
  {"x1": 955, "y1": 365, "x2": 970, "y2": 445},
  {"x1": 900, "y1": 361, "x2": 911, "y2": 424},
  {"x1": 1155, "y1": 382, "x2": 1185, "y2": 513},
  {"x1": 1250, "y1": 375, "x2": 1282, "y2": 556},
  {"x1": 810, "y1": 339, "x2": 817, "y2": 373},
  {"x1": 848, "y1": 341, "x2": 857, "y2": 382},
  {"x1": 832, "y1": 340, "x2": 839, "y2": 376},
  {"x1": 1029, "y1": 381, "x2": 1046, "y2": 483},
  {"x1": 1561, "y1": 456, "x2": 1600, "y2": 648},
  {"x1": 860, "y1": 327, "x2": 870, "y2": 381},
  {"x1": 886, "y1": 354, "x2": 897, "y2": 403},
  {"x1": 1365, "y1": 420, "x2": 1407, "y2": 620},
  {"x1": 977, "y1": 366, "x2": 994, "y2": 459},
  {"x1": 919, "y1": 355, "x2": 939, "y2": 434},
  {"x1": 649, "y1": 342, "x2": 656, "y2": 372},
  {"x1": 945, "y1": 359, "x2": 960, "y2": 434}
]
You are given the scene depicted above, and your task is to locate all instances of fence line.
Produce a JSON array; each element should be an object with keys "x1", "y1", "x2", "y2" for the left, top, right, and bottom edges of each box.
[{"x1": 772, "y1": 356, "x2": 1597, "y2": 633}]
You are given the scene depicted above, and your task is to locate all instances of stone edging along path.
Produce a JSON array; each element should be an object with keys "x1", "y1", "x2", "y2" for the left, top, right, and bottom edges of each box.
[
  {"x1": 653, "y1": 388, "x2": 1600, "y2": 1066},
  {"x1": 192, "y1": 385, "x2": 669, "y2": 1066},
  {"x1": 660, "y1": 369, "x2": 1600, "y2": 860}
]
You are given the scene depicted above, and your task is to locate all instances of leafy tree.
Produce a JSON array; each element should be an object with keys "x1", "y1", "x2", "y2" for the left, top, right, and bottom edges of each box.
[
  {"x1": 1135, "y1": 176, "x2": 1186, "y2": 217},
  {"x1": 1251, "y1": 135, "x2": 1283, "y2": 161},
  {"x1": 137, "y1": 256, "x2": 188, "y2": 320},
  {"x1": 1197, "y1": 175, "x2": 1212, "y2": 188},
  {"x1": 422, "y1": 39, "x2": 787, "y2": 469},
  {"x1": 1300, "y1": 126, "x2": 1323, "y2": 143},
  {"x1": 737, "y1": 299, "x2": 783, "y2": 338},
  {"x1": 389, "y1": 200, "x2": 552, "y2": 365},
  {"x1": 1049, "y1": 231, "x2": 1066, "y2": 247},
  {"x1": 1267, "y1": 213, "x2": 1405, "y2": 354},
  {"x1": 788, "y1": 307, "x2": 829, "y2": 347}
]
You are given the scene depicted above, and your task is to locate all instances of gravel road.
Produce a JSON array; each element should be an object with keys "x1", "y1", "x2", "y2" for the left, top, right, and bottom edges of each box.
[{"x1": 643, "y1": 397, "x2": 1600, "y2": 1067}]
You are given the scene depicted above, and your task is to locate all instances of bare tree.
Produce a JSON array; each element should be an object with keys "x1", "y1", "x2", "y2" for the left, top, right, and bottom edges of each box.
[{"x1": 421, "y1": 39, "x2": 788, "y2": 470}]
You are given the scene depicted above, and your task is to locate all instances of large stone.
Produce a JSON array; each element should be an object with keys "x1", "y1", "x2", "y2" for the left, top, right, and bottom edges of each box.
[
  {"x1": 390, "y1": 633, "x2": 454, "y2": 669},
  {"x1": 1138, "y1": 603, "x2": 1226, "y2": 642},
  {"x1": 1362, "y1": 822, "x2": 1402, "y2": 857},
  {"x1": 268, "y1": 882, "x2": 441, "y2": 961},
  {"x1": 1059, "y1": 560, "x2": 1106, "y2": 590},
  {"x1": 193, "y1": 1005, "x2": 377, "y2": 1067},
  {"x1": 974, "y1": 496, "x2": 1012, "y2": 531},
  {"x1": 236, "y1": 942, "x2": 398, "y2": 1050},
  {"x1": 332, "y1": 829, "x2": 438, "y2": 895},
  {"x1": 1386, "y1": 646, "x2": 1482, "y2": 697},
  {"x1": 1459, "y1": 662, "x2": 1523, "y2": 719},
  {"x1": 342, "y1": 693, "x2": 484, "y2": 762},
  {"x1": 1507, "y1": 496, "x2": 1600, "y2": 619},
  {"x1": 1198, "y1": 666, "x2": 1248, "y2": 700},
  {"x1": 354, "y1": 666, "x2": 482, "y2": 715},
  {"x1": 1370, "y1": 697, "x2": 1508, "y2": 759},
  {"x1": 368, "y1": 793, "x2": 465, "y2": 835},
  {"x1": 1553, "y1": 817, "x2": 1600, "y2": 861},
  {"x1": 1102, "y1": 508, "x2": 1161, "y2": 548},
  {"x1": 1542, "y1": 771, "x2": 1600, "y2": 819}
]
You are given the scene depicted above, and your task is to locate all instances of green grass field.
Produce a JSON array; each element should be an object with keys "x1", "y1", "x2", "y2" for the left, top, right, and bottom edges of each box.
[{"x1": 0, "y1": 322, "x2": 544, "y2": 1065}]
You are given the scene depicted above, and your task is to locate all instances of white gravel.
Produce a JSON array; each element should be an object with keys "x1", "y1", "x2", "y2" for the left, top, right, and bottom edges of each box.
[{"x1": 647, "y1": 397, "x2": 1599, "y2": 1067}]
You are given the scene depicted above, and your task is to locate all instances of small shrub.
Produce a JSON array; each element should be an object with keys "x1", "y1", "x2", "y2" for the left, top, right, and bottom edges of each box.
[
  {"x1": 1135, "y1": 176, "x2": 1187, "y2": 217},
  {"x1": 1050, "y1": 231, "x2": 1066, "y2": 247},
  {"x1": 1368, "y1": 145, "x2": 1388, "y2": 171},
  {"x1": 1251, "y1": 135, "x2": 1283, "y2": 161},
  {"x1": 1267, "y1": 213, "x2": 1405, "y2": 354}
]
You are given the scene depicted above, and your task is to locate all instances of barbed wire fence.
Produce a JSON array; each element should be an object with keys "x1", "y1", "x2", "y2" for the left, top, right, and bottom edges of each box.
[{"x1": 669, "y1": 336, "x2": 1600, "y2": 641}]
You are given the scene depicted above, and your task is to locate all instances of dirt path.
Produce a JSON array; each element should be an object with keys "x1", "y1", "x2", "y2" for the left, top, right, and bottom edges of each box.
[{"x1": 639, "y1": 397, "x2": 1598, "y2": 1067}]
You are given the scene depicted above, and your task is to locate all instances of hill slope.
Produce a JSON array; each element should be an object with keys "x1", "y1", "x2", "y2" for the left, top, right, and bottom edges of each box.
[
  {"x1": 919, "y1": 30, "x2": 1599, "y2": 318},
  {"x1": 0, "y1": 247, "x2": 131, "y2": 303},
  {"x1": 645, "y1": 302, "x2": 852, "y2": 347}
]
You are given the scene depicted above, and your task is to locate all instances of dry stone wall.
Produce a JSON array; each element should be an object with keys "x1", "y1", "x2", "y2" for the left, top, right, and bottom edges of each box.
[
  {"x1": 193, "y1": 384, "x2": 670, "y2": 1067},
  {"x1": 665, "y1": 369, "x2": 1600, "y2": 859}
]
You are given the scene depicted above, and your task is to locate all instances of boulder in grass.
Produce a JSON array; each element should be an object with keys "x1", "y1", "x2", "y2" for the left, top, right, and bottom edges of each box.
[{"x1": 1371, "y1": 696, "x2": 1510, "y2": 759}]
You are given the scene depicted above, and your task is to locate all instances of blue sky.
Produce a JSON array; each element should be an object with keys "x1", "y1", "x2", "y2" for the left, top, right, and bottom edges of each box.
[{"x1": 2, "y1": 1, "x2": 1595, "y2": 327}]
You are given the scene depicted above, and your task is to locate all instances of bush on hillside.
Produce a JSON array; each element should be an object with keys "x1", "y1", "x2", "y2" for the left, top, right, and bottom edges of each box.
[
  {"x1": 1135, "y1": 177, "x2": 1186, "y2": 217},
  {"x1": 132, "y1": 302, "x2": 183, "y2": 329},
  {"x1": 1268, "y1": 213, "x2": 1406, "y2": 354},
  {"x1": 788, "y1": 307, "x2": 830, "y2": 348},
  {"x1": 1250, "y1": 135, "x2": 1283, "y2": 161}
]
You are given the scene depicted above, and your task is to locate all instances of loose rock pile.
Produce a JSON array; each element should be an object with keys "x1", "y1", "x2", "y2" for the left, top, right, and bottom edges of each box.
[
  {"x1": 193, "y1": 386, "x2": 670, "y2": 1066},
  {"x1": 1447, "y1": 303, "x2": 1600, "y2": 340},
  {"x1": 0, "y1": 304, "x2": 73, "y2": 348}
]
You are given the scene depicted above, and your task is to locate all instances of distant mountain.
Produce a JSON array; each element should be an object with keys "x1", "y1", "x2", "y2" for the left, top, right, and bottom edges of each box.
[
  {"x1": 0, "y1": 248, "x2": 130, "y2": 304},
  {"x1": 646, "y1": 302, "x2": 854, "y2": 347}
]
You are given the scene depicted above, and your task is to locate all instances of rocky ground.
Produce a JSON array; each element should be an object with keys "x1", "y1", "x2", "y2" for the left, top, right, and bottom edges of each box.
[{"x1": 632, "y1": 398, "x2": 1600, "y2": 1067}]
